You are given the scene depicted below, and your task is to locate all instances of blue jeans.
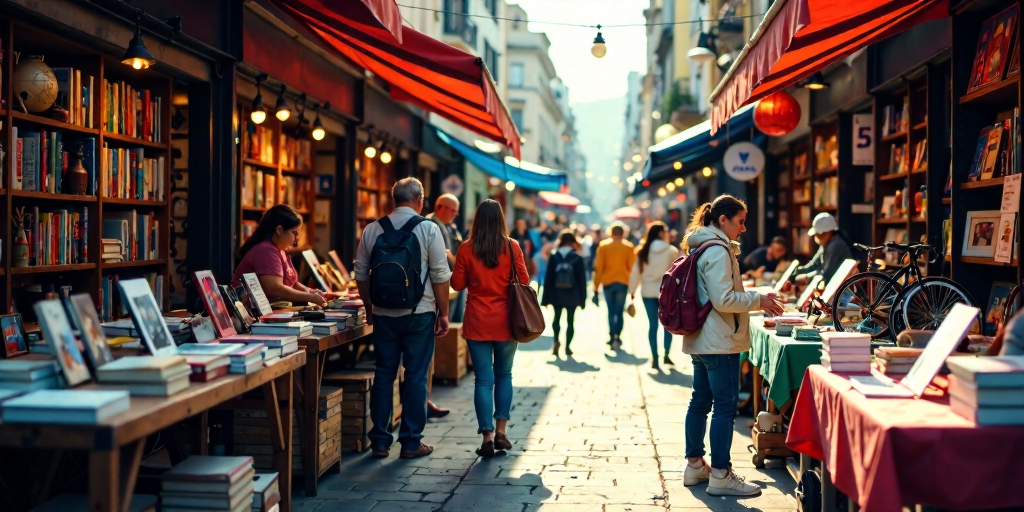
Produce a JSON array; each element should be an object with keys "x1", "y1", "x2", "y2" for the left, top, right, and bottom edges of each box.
[
  {"x1": 369, "y1": 312, "x2": 436, "y2": 451},
  {"x1": 642, "y1": 297, "x2": 672, "y2": 358},
  {"x1": 603, "y1": 283, "x2": 628, "y2": 336},
  {"x1": 684, "y1": 353, "x2": 740, "y2": 469},
  {"x1": 466, "y1": 340, "x2": 518, "y2": 433}
]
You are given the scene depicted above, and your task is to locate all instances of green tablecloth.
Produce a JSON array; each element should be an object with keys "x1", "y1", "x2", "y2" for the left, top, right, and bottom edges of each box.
[{"x1": 748, "y1": 315, "x2": 823, "y2": 408}]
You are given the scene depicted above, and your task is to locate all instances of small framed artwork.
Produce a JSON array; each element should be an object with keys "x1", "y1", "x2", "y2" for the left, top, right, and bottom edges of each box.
[
  {"x1": 318, "y1": 175, "x2": 334, "y2": 195},
  {"x1": 34, "y1": 299, "x2": 92, "y2": 386},
  {"x1": 984, "y1": 281, "x2": 1015, "y2": 335},
  {"x1": 980, "y1": 4, "x2": 1018, "y2": 85},
  {"x1": 328, "y1": 250, "x2": 352, "y2": 285},
  {"x1": 301, "y1": 250, "x2": 331, "y2": 292},
  {"x1": 192, "y1": 271, "x2": 238, "y2": 338},
  {"x1": 314, "y1": 199, "x2": 330, "y2": 225},
  {"x1": 962, "y1": 210, "x2": 1001, "y2": 258},
  {"x1": 242, "y1": 273, "x2": 275, "y2": 317},
  {"x1": 119, "y1": 278, "x2": 178, "y2": 356},
  {"x1": 0, "y1": 314, "x2": 29, "y2": 358},
  {"x1": 66, "y1": 294, "x2": 115, "y2": 370},
  {"x1": 994, "y1": 213, "x2": 1017, "y2": 263}
]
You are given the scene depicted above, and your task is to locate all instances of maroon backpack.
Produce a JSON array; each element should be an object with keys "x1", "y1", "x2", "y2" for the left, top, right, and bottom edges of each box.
[{"x1": 658, "y1": 240, "x2": 729, "y2": 335}]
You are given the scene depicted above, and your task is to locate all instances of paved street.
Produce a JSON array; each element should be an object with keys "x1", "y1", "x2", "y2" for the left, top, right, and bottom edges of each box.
[{"x1": 295, "y1": 297, "x2": 796, "y2": 512}]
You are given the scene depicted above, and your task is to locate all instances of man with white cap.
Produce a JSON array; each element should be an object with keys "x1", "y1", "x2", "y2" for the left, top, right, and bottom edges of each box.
[{"x1": 793, "y1": 212, "x2": 853, "y2": 285}]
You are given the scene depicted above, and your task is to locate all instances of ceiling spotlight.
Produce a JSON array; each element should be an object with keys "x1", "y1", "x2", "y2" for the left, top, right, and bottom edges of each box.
[
  {"x1": 251, "y1": 74, "x2": 268, "y2": 124},
  {"x1": 591, "y1": 25, "x2": 607, "y2": 58},
  {"x1": 506, "y1": 181, "x2": 516, "y2": 191},
  {"x1": 672, "y1": 161, "x2": 682, "y2": 170},
  {"x1": 122, "y1": 12, "x2": 157, "y2": 69},
  {"x1": 379, "y1": 142, "x2": 393, "y2": 164},
  {"x1": 311, "y1": 101, "x2": 329, "y2": 141},
  {"x1": 364, "y1": 134, "x2": 377, "y2": 158},
  {"x1": 687, "y1": 21, "x2": 717, "y2": 63},
  {"x1": 702, "y1": 166, "x2": 713, "y2": 177},
  {"x1": 274, "y1": 84, "x2": 290, "y2": 121},
  {"x1": 801, "y1": 71, "x2": 830, "y2": 90}
]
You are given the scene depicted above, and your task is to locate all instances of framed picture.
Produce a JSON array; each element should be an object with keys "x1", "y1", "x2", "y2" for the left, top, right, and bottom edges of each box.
[
  {"x1": 984, "y1": 281, "x2": 1015, "y2": 335},
  {"x1": 317, "y1": 175, "x2": 334, "y2": 194},
  {"x1": 328, "y1": 250, "x2": 352, "y2": 285},
  {"x1": 192, "y1": 271, "x2": 238, "y2": 338},
  {"x1": 968, "y1": 17, "x2": 997, "y2": 90},
  {"x1": 0, "y1": 314, "x2": 29, "y2": 358},
  {"x1": 981, "y1": 5, "x2": 1018, "y2": 85},
  {"x1": 301, "y1": 250, "x2": 331, "y2": 292},
  {"x1": 963, "y1": 210, "x2": 1001, "y2": 257},
  {"x1": 242, "y1": 273, "x2": 274, "y2": 317},
  {"x1": 314, "y1": 199, "x2": 330, "y2": 225},
  {"x1": 995, "y1": 213, "x2": 1017, "y2": 263},
  {"x1": 33, "y1": 299, "x2": 91, "y2": 386},
  {"x1": 118, "y1": 278, "x2": 178, "y2": 356},
  {"x1": 66, "y1": 294, "x2": 115, "y2": 370}
]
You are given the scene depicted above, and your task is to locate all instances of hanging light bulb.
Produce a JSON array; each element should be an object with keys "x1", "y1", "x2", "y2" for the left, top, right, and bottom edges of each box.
[
  {"x1": 800, "y1": 71, "x2": 830, "y2": 90},
  {"x1": 591, "y1": 25, "x2": 607, "y2": 58},
  {"x1": 675, "y1": 177, "x2": 685, "y2": 186},
  {"x1": 251, "y1": 73, "x2": 268, "y2": 124},
  {"x1": 364, "y1": 133, "x2": 377, "y2": 159},
  {"x1": 672, "y1": 161, "x2": 682, "y2": 170},
  {"x1": 687, "y1": 19, "x2": 717, "y2": 63},
  {"x1": 506, "y1": 181, "x2": 516, "y2": 191},
  {"x1": 121, "y1": 13, "x2": 157, "y2": 70},
  {"x1": 274, "y1": 84, "x2": 291, "y2": 121},
  {"x1": 379, "y1": 142, "x2": 393, "y2": 164},
  {"x1": 311, "y1": 101, "x2": 329, "y2": 141}
]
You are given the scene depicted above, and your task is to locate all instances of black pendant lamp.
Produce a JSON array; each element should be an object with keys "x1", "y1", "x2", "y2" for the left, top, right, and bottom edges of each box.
[{"x1": 122, "y1": 14, "x2": 157, "y2": 70}]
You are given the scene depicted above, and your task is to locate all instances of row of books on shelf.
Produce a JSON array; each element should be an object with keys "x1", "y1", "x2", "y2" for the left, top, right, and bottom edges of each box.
[
  {"x1": 103, "y1": 79, "x2": 163, "y2": 142},
  {"x1": 813, "y1": 134, "x2": 838, "y2": 171},
  {"x1": 244, "y1": 123, "x2": 313, "y2": 170},
  {"x1": 102, "y1": 145, "x2": 166, "y2": 200},
  {"x1": 967, "y1": 4, "x2": 1020, "y2": 93},
  {"x1": 20, "y1": 206, "x2": 88, "y2": 266},
  {"x1": 240, "y1": 166, "x2": 310, "y2": 210},
  {"x1": 241, "y1": 220, "x2": 309, "y2": 248},
  {"x1": 888, "y1": 139, "x2": 929, "y2": 175},
  {"x1": 101, "y1": 210, "x2": 160, "y2": 262},
  {"x1": 881, "y1": 97, "x2": 910, "y2": 137},
  {"x1": 793, "y1": 227, "x2": 813, "y2": 255},
  {"x1": 11, "y1": 129, "x2": 97, "y2": 195},
  {"x1": 968, "y1": 108, "x2": 1021, "y2": 181},
  {"x1": 52, "y1": 66, "x2": 94, "y2": 128},
  {"x1": 100, "y1": 273, "x2": 164, "y2": 322},
  {"x1": 813, "y1": 176, "x2": 839, "y2": 209}
]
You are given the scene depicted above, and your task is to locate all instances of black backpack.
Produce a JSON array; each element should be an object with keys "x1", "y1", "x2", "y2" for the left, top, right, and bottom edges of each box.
[
  {"x1": 368, "y1": 216, "x2": 428, "y2": 310},
  {"x1": 552, "y1": 252, "x2": 578, "y2": 289}
]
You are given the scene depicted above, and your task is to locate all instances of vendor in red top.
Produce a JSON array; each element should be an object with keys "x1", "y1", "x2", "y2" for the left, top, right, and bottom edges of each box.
[
  {"x1": 450, "y1": 199, "x2": 529, "y2": 458},
  {"x1": 231, "y1": 205, "x2": 338, "y2": 306}
]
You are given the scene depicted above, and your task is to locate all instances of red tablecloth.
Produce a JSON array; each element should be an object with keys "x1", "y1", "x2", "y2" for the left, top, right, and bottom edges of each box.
[{"x1": 786, "y1": 365, "x2": 1024, "y2": 512}]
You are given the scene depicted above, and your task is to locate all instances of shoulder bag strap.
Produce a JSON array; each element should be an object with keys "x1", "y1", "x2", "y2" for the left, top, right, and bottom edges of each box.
[{"x1": 508, "y1": 239, "x2": 521, "y2": 285}]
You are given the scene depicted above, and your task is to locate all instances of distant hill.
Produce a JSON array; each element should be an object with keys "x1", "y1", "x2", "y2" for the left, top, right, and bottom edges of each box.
[{"x1": 572, "y1": 96, "x2": 627, "y2": 218}]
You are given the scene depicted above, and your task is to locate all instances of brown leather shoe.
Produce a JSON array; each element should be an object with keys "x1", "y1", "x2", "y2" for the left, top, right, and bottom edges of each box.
[
  {"x1": 494, "y1": 432, "x2": 512, "y2": 451},
  {"x1": 427, "y1": 401, "x2": 450, "y2": 419},
  {"x1": 476, "y1": 440, "x2": 495, "y2": 457},
  {"x1": 399, "y1": 443, "x2": 434, "y2": 459},
  {"x1": 371, "y1": 448, "x2": 389, "y2": 458}
]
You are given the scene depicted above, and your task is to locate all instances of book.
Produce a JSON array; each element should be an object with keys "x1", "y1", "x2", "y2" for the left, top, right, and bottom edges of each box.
[
  {"x1": 969, "y1": 17, "x2": 998, "y2": 90},
  {"x1": 0, "y1": 360, "x2": 58, "y2": 382},
  {"x1": 949, "y1": 374, "x2": 1024, "y2": 407},
  {"x1": 819, "y1": 351, "x2": 871, "y2": 363},
  {"x1": 176, "y1": 343, "x2": 247, "y2": 356},
  {"x1": 160, "y1": 489, "x2": 253, "y2": 510},
  {"x1": 96, "y1": 355, "x2": 190, "y2": 383},
  {"x1": 968, "y1": 126, "x2": 995, "y2": 181},
  {"x1": 0, "y1": 377, "x2": 61, "y2": 392},
  {"x1": 160, "y1": 467, "x2": 255, "y2": 495},
  {"x1": 950, "y1": 395, "x2": 1024, "y2": 425},
  {"x1": 162, "y1": 456, "x2": 255, "y2": 484},
  {"x1": 945, "y1": 356, "x2": 1024, "y2": 388},
  {"x1": 109, "y1": 375, "x2": 190, "y2": 397},
  {"x1": 218, "y1": 334, "x2": 298, "y2": 348},
  {"x1": 162, "y1": 502, "x2": 249, "y2": 512},
  {"x1": 980, "y1": 124, "x2": 1004, "y2": 180},
  {"x1": 311, "y1": 322, "x2": 338, "y2": 336},
  {"x1": 2, "y1": 390, "x2": 130, "y2": 424},
  {"x1": 34, "y1": 299, "x2": 92, "y2": 387},
  {"x1": 249, "y1": 322, "x2": 313, "y2": 338},
  {"x1": 819, "y1": 332, "x2": 871, "y2": 348},
  {"x1": 252, "y1": 472, "x2": 279, "y2": 510},
  {"x1": 981, "y1": 4, "x2": 1018, "y2": 85}
]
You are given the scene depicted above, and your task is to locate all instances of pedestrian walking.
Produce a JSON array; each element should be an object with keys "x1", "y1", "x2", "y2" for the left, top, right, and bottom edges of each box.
[
  {"x1": 354, "y1": 178, "x2": 452, "y2": 460},
  {"x1": 680, "y1": 195, "x2": 782, "y2": 496},
  {"x1": 628, "y1": 221, "x2": 680, "y2": 370},
  {"x1": 450, "y1": 199, "x2": 529, "y2": 458},
  {"x1": 593, "y1": 222, "x2": 635, "y2": 349},
  {"x1": 541, "y1": 230, "x2": 587, "y2": 357}
]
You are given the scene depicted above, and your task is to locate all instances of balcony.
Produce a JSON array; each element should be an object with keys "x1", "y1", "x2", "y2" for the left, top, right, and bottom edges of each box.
[{"x1": 443, "y1": 13, "x2": 477, "y2": 50}]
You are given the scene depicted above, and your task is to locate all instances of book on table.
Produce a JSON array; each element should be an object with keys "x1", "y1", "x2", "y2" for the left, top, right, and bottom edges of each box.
[
  {"x1": 949, "y1": 395, "x2": 1024, "y2": 426},
  {"x1": 104, "y1": 376, "x2": 190, "y2": 397},
  {"x1": 949, "y1": 374, "x2": 1024, "y2": 408},
  {"x1": 311, "y1": 322, "x2": 338, "y2": 336},
  {"x1": 218, "y1": 334, "x2": 297, "y2": 348},
  {"x1": 249, "y1": 322, "x2": 313, "y2": 338},
  {"x1": 185, "y1": 355, "x2": 231, "y2": 382},
  {"x1": 0, "y1": 360, "x2": 58, "y2": 382},
  {"x1": 945, "y1": 355, "x2": 1024, "y2": 388},
  {"x1": 96, "y1": 355, "x2": 190, "y2": 383},
  {"x1": 175, "y1": 343, "x2": 247, "y2": 356},
  {"x1": 2, "y1": 390, "x2": 130, "y2": 424}
]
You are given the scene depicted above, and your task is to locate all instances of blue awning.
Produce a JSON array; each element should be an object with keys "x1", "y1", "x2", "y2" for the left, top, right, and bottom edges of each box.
[
  {"x1": 436, "y1": 129, "x2": 567, "y2": 192},
  {"x1": 642, "y1": 103, "x2": 761, "y2": 181}
]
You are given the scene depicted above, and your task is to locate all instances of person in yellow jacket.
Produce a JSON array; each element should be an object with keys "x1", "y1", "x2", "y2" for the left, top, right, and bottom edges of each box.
[{"x1": 593, "y1": 222, "x2": 636, "y2": 348}]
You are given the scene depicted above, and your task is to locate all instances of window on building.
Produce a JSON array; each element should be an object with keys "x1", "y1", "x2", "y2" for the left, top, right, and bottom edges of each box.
[
  {"x1": 484, "y1": 41, "x2": 500, "y2": 82},
  {"x1": 509, "y1": 62, "x2": 524, "y2": 87},
  {"x1": 511, "y1": 108, "x2": 524, "y2": 132},
  {"x1": 484, "y1": 0, "x2": 497, "y2": 17}
]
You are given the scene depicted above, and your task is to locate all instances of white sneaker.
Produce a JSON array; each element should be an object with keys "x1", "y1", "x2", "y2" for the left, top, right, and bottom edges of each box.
[
  {"x1": 683, "y1": 463, "x2": 711, "y2": 486},
  {"x1": 706, "y1": 470, "x2": 761, "y2": 496}
]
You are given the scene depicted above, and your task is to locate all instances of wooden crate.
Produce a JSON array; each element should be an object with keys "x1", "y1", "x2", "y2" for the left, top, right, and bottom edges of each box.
[
  {"x1": 232, "y1": 393, "x2": 341, "y2": 475},
  {"x1": 750, "y1": 426, "x2": 795, "y2": 468},
  {"x1": 434, "y1": 323, "x2": 467, "y2": 384},
  {"x1": 324, "y1": 370, "x2": 400, "y2": 451}
]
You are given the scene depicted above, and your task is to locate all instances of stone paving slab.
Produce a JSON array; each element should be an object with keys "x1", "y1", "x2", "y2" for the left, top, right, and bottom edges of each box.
[{"x1": 293, "y1": 296, "x2": 796, "y2": 511}]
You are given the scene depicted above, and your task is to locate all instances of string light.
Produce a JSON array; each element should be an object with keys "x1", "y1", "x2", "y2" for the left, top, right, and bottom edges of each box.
[
  {"x1": 506, "y1": 181, "x2": 516, "y2": 191},
  {"x1": 666, "y1": 182, "x2": 675, "y2": 192},
  {"x1": 274, "y1": 84, "x2": 290, "y2": 122},
  {"x1": 251, "y1": 73, "x2": 268, "y2": 125},
  {"x1": 395, "y1": 3, "x2": 763, "y2": 29},
  {"x1": 591, "y1": 25, "x2": 607, "y2": 58},
  {"x1": 675, "y1": 178, "x2": 685, "y2": 186},
  {"x1": 631, "y1": 154, "x2": 642, "y2": 163},
  {"x1": 702, "y1": 166, "x2": 713, "y2": 177},
  {"x1": 672, "y1": 161, "x2": 682, "y2": 170},
  {"x1": 623, "y1": 162, "x2": 633, "y2": 171}
]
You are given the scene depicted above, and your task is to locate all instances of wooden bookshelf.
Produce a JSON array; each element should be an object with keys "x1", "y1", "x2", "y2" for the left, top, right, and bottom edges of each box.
[{"x1": 355, "y1": 143, "x2": 395, "y2": 239}]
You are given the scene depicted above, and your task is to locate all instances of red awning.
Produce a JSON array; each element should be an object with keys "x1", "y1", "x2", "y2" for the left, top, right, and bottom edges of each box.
[
  {"x1": 359, "y1": 0, "x2": 403, "y2": 43},
  {"x1": 270, "y1": 0, "x2": 522, "y2": 159},
  {"x1": 709, "y1": 0, "x2": 947, "y2": 133},
  {"x1": 537, "y1": 191, "x2": 581, "y2": 209}
]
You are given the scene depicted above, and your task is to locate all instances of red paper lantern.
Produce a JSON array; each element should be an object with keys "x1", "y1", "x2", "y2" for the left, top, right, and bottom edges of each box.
[{"x1": 753, "y1": 91, "x2": 801, "y2": 137}]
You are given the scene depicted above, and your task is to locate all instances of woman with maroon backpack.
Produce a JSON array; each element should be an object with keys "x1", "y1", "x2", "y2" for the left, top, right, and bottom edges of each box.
[{"x1": 678, "y1": 195, "x2": 783, "y2": 497}]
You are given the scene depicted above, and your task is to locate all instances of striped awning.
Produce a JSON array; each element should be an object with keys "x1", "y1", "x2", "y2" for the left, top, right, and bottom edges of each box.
[
  {"x1": 358, "y1": 0, "x2": 403, "y2": 43},
  {"x1": 709, "y1": 0, "x2": 947, "y2": 133},
  {"x1": 270, "y1": 0, "x2": 521, "y2": 159}
]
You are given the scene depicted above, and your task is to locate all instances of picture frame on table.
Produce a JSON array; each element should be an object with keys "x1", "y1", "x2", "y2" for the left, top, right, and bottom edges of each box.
[
  {"x1": 65, "y1": 294, "x2": 115, "y2": 370},
  {"x1": 192, "y1": 271, "x2": 238, "y2": 338},
  {"x1": 119, "y1": 279, "x2": 178, "y2": 356},
  {"x1": 33, "y1": 300, "x2": 91, "y2": 386},
  {"x1": 980, "y1": 4, "x2": 1018, "y2": 85},
  {"x1": 984, "y1": 281, "x2": 1014, "y2": 336},
  {"x1": 301, "y1": 250, "x2": 332, "y2": 292},
  {"x1": 0, "y1": 314, "x2": 29, "y2": 359},
  {"x1": 962, "y1": 210, "x2": 1001, "y2": 257},
  {"x1": 242, "y1": 273, "x2": 275, "y2": 317}
]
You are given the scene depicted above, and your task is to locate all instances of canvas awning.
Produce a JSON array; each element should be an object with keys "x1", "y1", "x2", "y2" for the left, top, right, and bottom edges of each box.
[
  {"x1": 537, "y1": 191, "x2": 581, "y2": 209},
  {"x1": 643, "y1": 103, "x2": 763, "y2": 181},
  {"x1": 436, "y1": 129, "x2": 566, "y2": 192},
  {"x1": 270, "y1": 0, "x2": 521, "y2": 158},
  {"x1": 709, "y1": 0, "x2": 947, "y2": 133}
]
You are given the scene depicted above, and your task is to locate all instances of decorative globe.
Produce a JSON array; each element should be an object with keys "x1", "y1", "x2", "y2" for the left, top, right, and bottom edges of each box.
[
  {"x1": 13, "y1": 56, "x2": 58, "y2": 113},
  {"x1": 753, "y1": 91, "x2": 801, "y2": 137}
]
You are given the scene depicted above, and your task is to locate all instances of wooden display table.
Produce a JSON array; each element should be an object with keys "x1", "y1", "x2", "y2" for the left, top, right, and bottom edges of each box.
[
  {"x1": 295, "y1": 325, "x2": 373, "y2": 497},
  {"x1": 0, "y1": 351, "x2": 305, "y2": 512}
]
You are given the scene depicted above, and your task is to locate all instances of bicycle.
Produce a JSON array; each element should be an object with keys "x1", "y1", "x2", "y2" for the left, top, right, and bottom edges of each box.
[{"x1": 830, "y1": 242, "x2": 975, "y2": 342}]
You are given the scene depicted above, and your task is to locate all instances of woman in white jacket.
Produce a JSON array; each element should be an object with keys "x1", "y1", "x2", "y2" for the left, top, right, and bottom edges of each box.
[
  {"x1": 629, "y1": 221, "x2": 679, "y2": 370},
  {"x1": 680, "y1": 195, "x2": 782, "y2": 497}
]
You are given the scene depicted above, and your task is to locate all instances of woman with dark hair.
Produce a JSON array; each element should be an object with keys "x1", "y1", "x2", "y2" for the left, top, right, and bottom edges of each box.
[
  {"x1": 451, "y1": 199, "x2": 530, "y2": 458},
  {"x1": 541, "y1": 230, "x2": 587, "y2": 357},
  {"x1": 230, "y1": 205, "x2": 334, "y2": 305},
  {"x1": 629, "y1": 221, "x2": 680, "y2": 369},
  {"x1": 680, "y1": 195, "x2": 782, "y2": 497}
]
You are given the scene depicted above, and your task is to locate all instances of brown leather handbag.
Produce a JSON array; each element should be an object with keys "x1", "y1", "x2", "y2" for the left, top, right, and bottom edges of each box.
[{"x1": 507, "y1": 240, "x2": 545, "y2": 342}]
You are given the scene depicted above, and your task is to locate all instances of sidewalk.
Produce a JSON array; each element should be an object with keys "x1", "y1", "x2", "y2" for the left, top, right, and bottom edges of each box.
[{"x1": 294, "y1": 298, "x2": 796, "y2": 511}]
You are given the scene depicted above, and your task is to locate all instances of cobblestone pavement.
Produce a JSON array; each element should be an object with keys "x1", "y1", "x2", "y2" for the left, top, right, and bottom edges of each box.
[{"x1": 295, "y1": 297, "x2": 796, "y2": 512}]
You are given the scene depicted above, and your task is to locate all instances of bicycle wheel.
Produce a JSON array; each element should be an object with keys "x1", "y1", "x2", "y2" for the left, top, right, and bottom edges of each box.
[
  {"x1": 1001, "y1": 283, "x2": 1022, "y2": 328},
  {"x1": 831, "y1": 272, "x2": 901, "y2": 339},
  {"x1": 898, "y1": 277, "x2": 975, "y2": 331}
]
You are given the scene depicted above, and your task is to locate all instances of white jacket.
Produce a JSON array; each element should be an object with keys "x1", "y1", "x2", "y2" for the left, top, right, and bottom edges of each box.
[
  {"x1": 629, "y1": 239, "x2": 680, "y2": 298},
  {"x1": 682, "y1": 225, "x2": 762, "y2": 355}
]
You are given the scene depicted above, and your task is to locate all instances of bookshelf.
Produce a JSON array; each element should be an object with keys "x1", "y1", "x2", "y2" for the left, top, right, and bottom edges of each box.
[
  {"x1": 1, "y1": 19, "x2": 172, "y2": 321},
  {"x1": 810, "y1": 121, "x2": 840, "y2": 215},
  {"x1": 789, "y1": 139, "x2": 813, "y2": 257},
  {"x1": 355, "y1": 141, "x2": 395, "y2": 239},
  {"x1": 772, "y1": 147, "x2": 791, "y2": 239}
]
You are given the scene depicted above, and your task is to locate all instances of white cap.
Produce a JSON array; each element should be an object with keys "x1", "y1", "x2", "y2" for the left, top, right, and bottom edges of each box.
[{"x1": 807, "y1": 212, "x2": 838, "y2": 236}]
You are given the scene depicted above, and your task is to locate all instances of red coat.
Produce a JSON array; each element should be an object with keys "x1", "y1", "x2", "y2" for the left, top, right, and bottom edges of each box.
[{"x1": 451, "y1": 239, "x2": 530, "y2": 342}]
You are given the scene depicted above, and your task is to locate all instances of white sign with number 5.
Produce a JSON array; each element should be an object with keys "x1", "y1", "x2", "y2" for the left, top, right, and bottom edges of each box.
[{"x1": 852, "y1": 114, "x2": 874, "y2": 166}]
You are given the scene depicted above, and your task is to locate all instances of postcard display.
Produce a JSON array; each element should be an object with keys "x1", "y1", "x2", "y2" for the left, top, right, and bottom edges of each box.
[{"x1": 951, "y1": 0, "x2": 1024, "y2": 315}]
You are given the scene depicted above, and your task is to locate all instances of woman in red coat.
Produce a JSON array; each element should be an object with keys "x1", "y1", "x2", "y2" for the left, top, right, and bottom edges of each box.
[{"x1": 451, "y1": 199, "x2": 530, "y2": 458}]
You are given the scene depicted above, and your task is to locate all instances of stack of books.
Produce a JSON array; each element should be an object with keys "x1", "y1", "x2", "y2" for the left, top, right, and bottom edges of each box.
[
  {"x1": 102, "y1": 317, "x2": 191, "y2": 344},
  {"x1": 251, "y1": 472, "x2": 280, "y2": 512},
  {"x1": 250, "y1": 321, "x2": 313, "y2": 338},
  {"x1": 177, "y1": 343, "x2": 266, "y2": 375},
  {"x1": 186, "y1": 355, "x2": 231, "y2": 382},
  {"x1": 2, "y1": 390, "x2": 130, "y2": 424},
  {"x1": 160, "y1": 456, "x2": 255, "y2": 512},
  {"x1": 332, "y1": 300, "x2": 366, "y2": 326},
  {"x1": 219, "y1": 335, "x2": 298, "y2": 365},
  {"x1": 96, "y1": 355, "x2": 191, "y2": 396},
  {"x1": 101, "y1": 238, "x2": 124, "y2": 264},
  {"x1": 310, "y1": 322, "x2": 338, "y2": 336},
  {"x1": 874, "y1": 346, "x2": 924, "y2": 375},
  {"x1": 0, "y1": 360, "x2": 60, "y2": 392},
  {"x1": 323, "y1": 311, "x2": 355, "y2": 329},
  {"x1": 947, "y1": 356, "x2": 1024, "y2": 426},
  {"x1": 819, "y1": 332, "x2": 872, "y2": 372}
]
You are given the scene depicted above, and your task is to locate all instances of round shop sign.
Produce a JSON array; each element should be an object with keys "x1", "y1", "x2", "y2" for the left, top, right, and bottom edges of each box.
[
  {"x1": 723, "y1": 142, "x2": 765, "y2": 181},
  {"x1": 441, "y1": 174, "x2": 464, "y2": 196}
]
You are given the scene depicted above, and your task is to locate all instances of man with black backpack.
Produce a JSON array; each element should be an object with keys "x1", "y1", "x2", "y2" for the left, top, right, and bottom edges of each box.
[{"x1": 354, "y1": 178, "x2": 452, "y2": 460}]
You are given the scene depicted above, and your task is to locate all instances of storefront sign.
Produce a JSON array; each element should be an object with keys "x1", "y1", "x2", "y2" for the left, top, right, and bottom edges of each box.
[
  {"x1": 853, "y1": 114, "x2": 874, "y2": 165},
  {"x1": 442, "y1": 174, "x2": 464, "y2": 197},
  {"x1": 722, "y1": 142, "x2": 765, "y2": 181}
]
